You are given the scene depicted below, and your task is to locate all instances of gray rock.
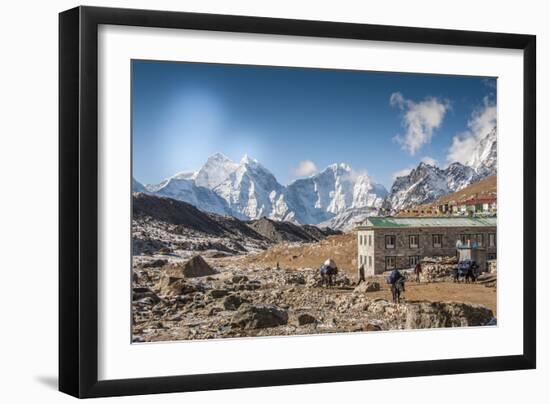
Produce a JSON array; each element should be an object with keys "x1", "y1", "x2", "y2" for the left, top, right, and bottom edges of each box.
[
  {"x1": 286, "y1": 274, "x2": 306, "y2": 285},
  {"x1": 156, "y1": 275, "x2": 197, "y2": 296},
  {"x1": 132, "y1": 287, "x2": 160, "y2": 304},
  {"x1": 365, "y1": 322, "x2": 382, "y2": 331},
  {"x1": 234, "y1": 281, "x2": 262, "y2": 291},
  {"x1": 222, "y1": 294, "x2": 245, "y2": 311},
  {"x1": 142, "y1": 259, "x2": 168, "y2": 268},
  {"x1": 296, "y1": 313, "x2": 316, "y2": 326},
  {"x1": 209, "y1": 289, "x2": 230, "y2": 298},
  {"x1": 208, "y1": 307, "x2": 223, "y2": 316},
  {"x1": 231, "y1": 275, "x2": 249, "y2": 284},
  {"x1": 403, "y1": 301, "x2": 494, "y2": 329},
  {"x1": 354, "y1": 281, "x2": 381, "y2": 293},
  {"x1": 230, "y1": 304, "x2": 288, "y2": 329}
]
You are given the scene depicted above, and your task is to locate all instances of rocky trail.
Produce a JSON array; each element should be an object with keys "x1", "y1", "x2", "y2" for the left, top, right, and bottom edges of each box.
[{"x1": 132, "y1": 254, "x2": 496, "y2": 343}]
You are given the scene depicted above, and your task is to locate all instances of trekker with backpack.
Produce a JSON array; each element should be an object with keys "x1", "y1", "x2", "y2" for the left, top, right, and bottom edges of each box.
[
  {"x1": 414, "y1": 262, "x2": 422, "y2": 283},
  {"x1": 357, "y1": 264, "x2": 366, "y2": 285}
]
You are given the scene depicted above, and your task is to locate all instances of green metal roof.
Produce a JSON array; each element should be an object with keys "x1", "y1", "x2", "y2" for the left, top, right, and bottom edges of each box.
[{"x1": 362, "y1": 216, "x2": 497, "y2": 228}]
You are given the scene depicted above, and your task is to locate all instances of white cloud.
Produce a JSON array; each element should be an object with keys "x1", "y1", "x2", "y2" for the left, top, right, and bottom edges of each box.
[
  {"x1": 389, "y1": 92, "x2": 406, "y2": 108},
  {"x1": 420, "y1": 156, "x2": 438, "y2": 166},
  {"x1": 447, "y1": 135, "x2": 478, "y2": 165},
  {"x1": 446, "y1": 97, "x2": 497, "y2": 164},
  {"x1": 392, "y1": 167, "x2": 413, "y2": 180},
  {"x1": 292, "y1": 160, "x2": 318, "y2": 177},
  {"x1": 390, "y1": 92, "x2": 449, "y2": 155}
]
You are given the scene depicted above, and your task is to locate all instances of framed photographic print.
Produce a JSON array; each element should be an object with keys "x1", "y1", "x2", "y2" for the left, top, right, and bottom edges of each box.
[{"x1": 59, "y1": 6, "x2": 536, "y2": 398}]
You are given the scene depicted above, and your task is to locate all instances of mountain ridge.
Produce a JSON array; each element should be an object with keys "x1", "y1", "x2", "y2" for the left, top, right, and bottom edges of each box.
[
  {"x1": 136, "y1": 156, "x2": 388, "y2": 226},
  {"x1": 133, "y1": 125, "x2": 496, "y2": 228},
  {"x1": 385, "y1": 125, "x2": 497, "y2": 212}
]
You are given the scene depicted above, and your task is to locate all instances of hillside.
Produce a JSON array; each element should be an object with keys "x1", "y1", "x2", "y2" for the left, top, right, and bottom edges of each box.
[
  {"x1": 236, "y1": 232, "x2": 358, "y2": 276},
  {"x1": 133, "y1": 192, "x2": 261, "y2": 239},
  {"x1": 246, "y1": 217, "x2": 340, "y2": 244},
  {"x1": 132, "y1": 193, "x2": 341, "y2": 256}
]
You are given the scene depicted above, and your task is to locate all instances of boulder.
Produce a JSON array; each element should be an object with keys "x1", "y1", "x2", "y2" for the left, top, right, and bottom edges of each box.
[
  {"x1": 222, "y1": 294, "x2": 245, "y2": 311},
  {"x1": 132, "y1": 287, "x2": 160, "y2": 304},
  {"x1": 285, "y1": 274, "x2": 306, "y2": 285},
  {"x1": 156, "y1": 274, "x2": 197, "y2": 296},
  {"x1": 208, "y1": 289, "x2": 230, "y2": 299},
  {"x1": 230, "y1": 304, "x2": 288, "y2": 329},
  {"x1": 354, "y1": 281, "x2": 380, "y2": 293},
  {"x1": 296, "y1": 313, "x2": 316, "y2": 326},
  {"x1": 180, "y1": 255, "x2": 218, "y2": 278},
  {"x1": 364, "y1": 299, "x2": 494, "y2": 330},
  {"x1": 158, "y1": 247, "x2": 172, "y2": 255},
  {"x1": 403, "y1": 301, "x2": 494, "y2": 329},
  {"x1": 142, "y1": 259, "x2": 168, "y2": 268},
  {"x1": 365, "y1": 322, "x2": 382, "y2": 331},
  {"x1": 234, "y1": 281, "x2": 262, "y2": 291},
  {"x1": 231, "y1": 275, "x2": 249, "y2": 284}
]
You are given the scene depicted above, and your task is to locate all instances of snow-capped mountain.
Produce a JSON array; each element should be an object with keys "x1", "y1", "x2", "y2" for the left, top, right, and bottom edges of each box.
[
  {"x1": 386, "y1": 162, "x2": 479, "y2": 211},
  {"x1": 282, "y1": 164, "x2": 387, "y2": 224},
  {"x1": 445, "y1": 162, "x2": 480, "y2": 191},
  {"x1": 213, "y1": 155, "x2": 287, "y2": 220},
  {"x1": 386, "y1": 126, "x2": 496, "y2": 211},
  {"x1": 318, "y1": 206, "x2": 380, "y2": 231},
  {"x1": 193, "y1": 152, "x2": 239, "y2": 189},
  {"x1": 138, "y1": 154, "x2": 388, "y2": 226},
  {"x1": 467, "y1": 126, "x2": 497, "y2": 178},
  {"x1": 135, "y1": 125, "x2": 495, "y2": 225},
  {"x1": 149, "y1": 173, "x2": 242, "y2": 218},
  {"x1": 132, "y1": 177, "x2": 147, "y2": 193}
]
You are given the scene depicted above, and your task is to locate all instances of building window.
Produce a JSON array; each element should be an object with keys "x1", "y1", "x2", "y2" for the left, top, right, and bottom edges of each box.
[
  {"x1": 487, "y1": 253, "x2": 497, "y2": 260},
  {"x1": 368, "y1": 255, "x2": 372, "y2": 268},
  {"x1": 432, "y1": 234, "x2": 443, "y2": 248},
  {"x1": 385, "y1": 256, "x2": 396, "y2": 270},
  {"x1": 360, "y1": 235, "x2": 363, "y2": 245},
  {"x1": 474, "y1": 233, "x2": 484, "y2": 247},
  {"x1": 409, "y1": 256, "x2": 420, "y2": 267},
  {"x1": 488, "y1": 233, "x2": 496, "y2": 247},
  {"x1": 385, "y1": 235, "x2": 396, "y2": 249},
  {"x1": 409, "y1": 234, "x2": 419, "y2": 248},
  {"x1": 368, "y1": 235, "x2": 372, "y2": 246},
  {"x1": 460, "y1": 234, "x2": 471, "y2": 245}
]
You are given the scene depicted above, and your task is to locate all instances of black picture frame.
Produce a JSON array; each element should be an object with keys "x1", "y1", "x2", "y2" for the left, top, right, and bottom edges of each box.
[{"x1": 59, "y1": 5, "x2": 536, "y2": 398}]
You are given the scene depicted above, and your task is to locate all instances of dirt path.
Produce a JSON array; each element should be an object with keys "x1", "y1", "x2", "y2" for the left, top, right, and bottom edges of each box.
[{"x1": 366, "y1": 281, "x2": 497, "y2": 314}]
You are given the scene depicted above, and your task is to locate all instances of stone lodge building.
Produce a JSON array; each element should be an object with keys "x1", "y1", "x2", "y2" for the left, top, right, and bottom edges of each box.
[{"x1": 356, "y1": 217, "x2": 497, "y2": 276}]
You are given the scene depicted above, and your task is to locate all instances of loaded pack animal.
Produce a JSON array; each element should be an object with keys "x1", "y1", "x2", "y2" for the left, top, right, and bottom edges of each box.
[
  {"x1": 320, "y1": 259, "x2": 338, "y2": 287},
  {"x1": 454, "y1": 260, "x2": 478, "y2": 283},
  {"x1": 387, "y1": 269, "x2": 406, "y2": 303}
]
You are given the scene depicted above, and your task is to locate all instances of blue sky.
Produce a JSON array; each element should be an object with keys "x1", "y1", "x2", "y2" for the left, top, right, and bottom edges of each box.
[{"x1": 132, "y1": 60, "x2": 496, "y2": 188}]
